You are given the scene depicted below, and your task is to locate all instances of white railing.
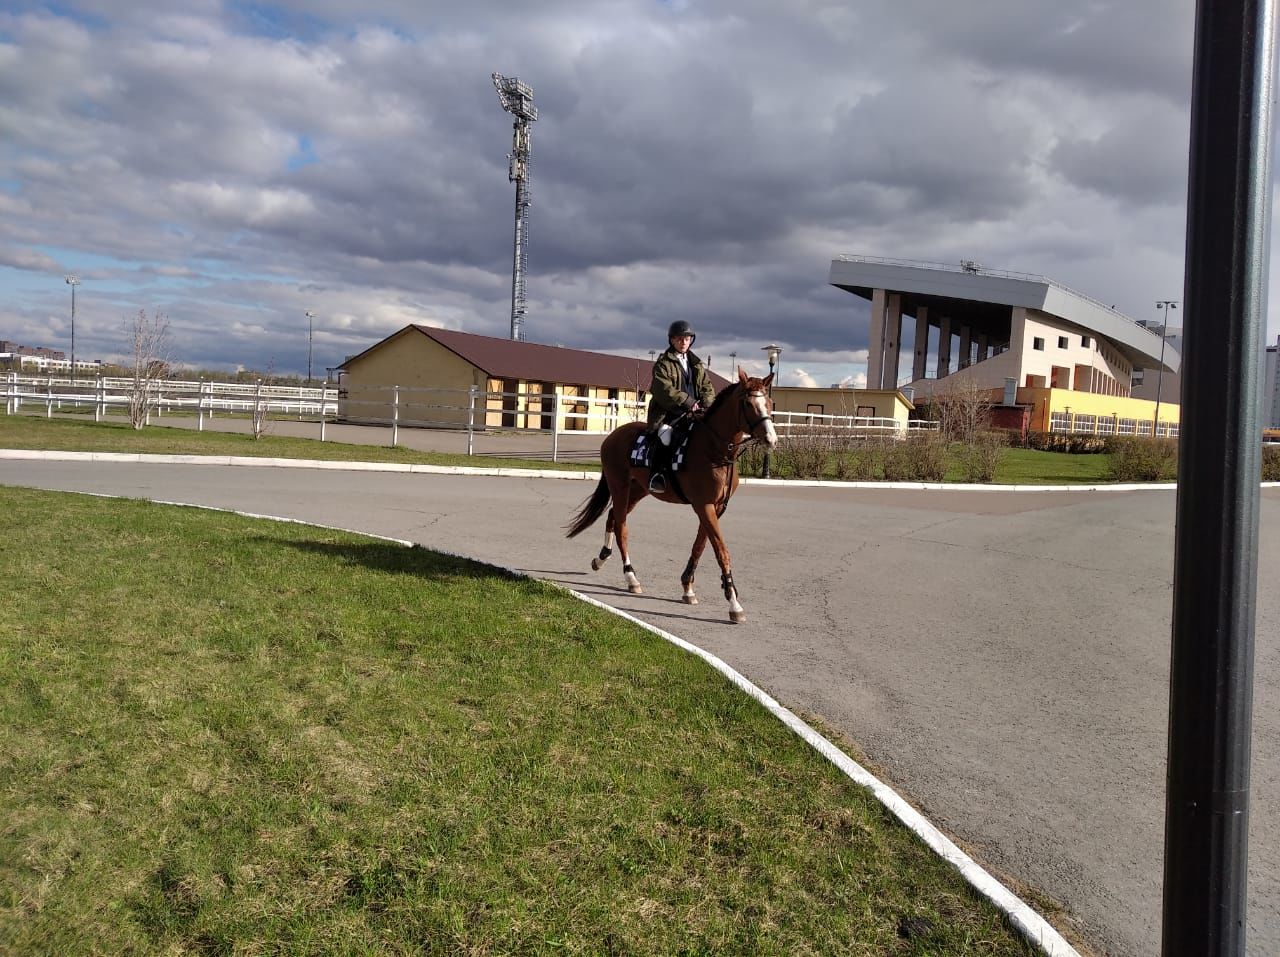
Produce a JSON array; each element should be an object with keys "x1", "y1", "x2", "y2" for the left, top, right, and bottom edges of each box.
[
  {"x1": 772, "y1": 409, "x2": 938, "y2": 440},
  {"x1": 1047, "y1": 410, "x2": 1177, "y2": 439},
  {"x1": 1, "y1": 373, "x2": 648, "y2": 462}
]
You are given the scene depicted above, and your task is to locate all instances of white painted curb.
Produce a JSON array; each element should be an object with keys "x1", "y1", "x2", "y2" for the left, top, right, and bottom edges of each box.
[
  {"x1": 24, "y1": 485, "x2": 1082, "y2": 957},
  {"x1": 8, "y1": 448, "x2": 1277, "y2": 492}
]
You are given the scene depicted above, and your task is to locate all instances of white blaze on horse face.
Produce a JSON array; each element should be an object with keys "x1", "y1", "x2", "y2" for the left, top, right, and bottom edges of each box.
[{"x1": 750, "y1": 392, "x2": 778, "y2": 447}]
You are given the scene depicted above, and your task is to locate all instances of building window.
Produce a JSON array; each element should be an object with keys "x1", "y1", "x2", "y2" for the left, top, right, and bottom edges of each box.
[
  {"x1": 1033, "y1": 337, "x2": 1045, "y2": 351},
  {"x1": 1082, "y1": 336, "x2": 1092, "y2": 347},
  {"x1": 1058, "y1": 336, "x2": 1069, "y2": 349}
]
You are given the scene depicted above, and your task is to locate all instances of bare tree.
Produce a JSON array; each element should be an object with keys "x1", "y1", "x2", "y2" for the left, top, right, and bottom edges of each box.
[
  {"x1": 127, "y1": 309, "x2": 171, "y2": 430},
  {"x1": 937, "y1": 378, "x2": 994, "y2": 444}
]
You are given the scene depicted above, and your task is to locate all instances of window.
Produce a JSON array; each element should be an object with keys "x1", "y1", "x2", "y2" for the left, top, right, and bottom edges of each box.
[
  {"x1": 1058, "y1": 336, "x2": 1069, "y2": 349},
  {"x1": 1033, "y1": 337, "x2": 1045, "y2": 351},
  {"x1": 1082, "y1": 336, "x2": 1092, "y2": 347}
]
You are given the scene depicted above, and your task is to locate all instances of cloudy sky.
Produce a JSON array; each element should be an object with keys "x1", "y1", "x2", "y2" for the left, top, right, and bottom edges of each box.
[{"x1": 0, "y1": 0, "x2": 1259, "y2": 388}]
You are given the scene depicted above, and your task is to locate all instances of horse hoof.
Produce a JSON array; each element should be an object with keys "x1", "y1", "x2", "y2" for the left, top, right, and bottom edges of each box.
[
  {"x1": 591, "y1": 558, "x2": 602, "y2": 571},
  {"x1": 729, "y1": 610, "x2": 747, "y2": 624},
  {"x1": 682, "y1": 595, "x2": 698, "y2": 605},
  {"x1": 628, "y1": 584, "x2": 644, "y2": 594}
]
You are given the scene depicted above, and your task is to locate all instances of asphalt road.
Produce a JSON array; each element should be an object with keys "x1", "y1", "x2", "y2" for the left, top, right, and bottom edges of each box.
[{"x1": 3, "y1": 457, "x2": 1278, "y2": 956}]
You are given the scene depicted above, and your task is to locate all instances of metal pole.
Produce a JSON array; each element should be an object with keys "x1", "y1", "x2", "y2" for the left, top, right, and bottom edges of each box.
[
  {"x1": 392, "y1": 385, "x2": 399, "y2": 448},
  {"x1": 467, "y1": 385, "x2": 477, "y2": 456},
  {"x1": 1162, "y1": 1, "x2": 1275, "y2": 953},
  {"x1": 1155, "y1": 301, "x2": 1178, "y2": 435},
  {"x1": 762, "y1": 357, "x2": 775, "y2": 479}
]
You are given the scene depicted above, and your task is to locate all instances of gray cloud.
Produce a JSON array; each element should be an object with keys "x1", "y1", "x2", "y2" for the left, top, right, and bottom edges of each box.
[{"x1": 0, "y1": 0, "x2": 1263, "y2": 387}]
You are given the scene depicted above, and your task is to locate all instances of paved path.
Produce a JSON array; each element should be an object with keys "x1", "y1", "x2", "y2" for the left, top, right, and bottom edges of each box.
[{"x1": 3, "y1": 457, "x2": 1278, "y2": 956}]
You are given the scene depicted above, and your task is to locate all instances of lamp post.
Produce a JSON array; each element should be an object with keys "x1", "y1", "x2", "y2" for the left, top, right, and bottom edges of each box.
[
  {"x1": 64, "y1": 275, "x2": 80, "y2": 382},
  {"x1": 729, "y1": 351, "x2": 737, "y2": 373},
  {"x1": 1154, "y1": 300, "x2": 1178, "y2": 436},
  {"x1": 761, "y1": 344, "x2": 781, "y2": 479},
  {"x1": 305, "y1": 311, "x2": 316, "y2": 385}
]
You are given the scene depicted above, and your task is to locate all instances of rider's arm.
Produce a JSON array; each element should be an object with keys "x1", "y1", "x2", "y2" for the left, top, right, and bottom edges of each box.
[{"x1": 650, "y1": 356, "x2": 697, "y2": 412}]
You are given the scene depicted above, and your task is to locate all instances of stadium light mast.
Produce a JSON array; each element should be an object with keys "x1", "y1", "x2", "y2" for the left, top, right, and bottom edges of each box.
[
  {"x1": 64, "y1": 275, "x2": 80, "y2": 382},
  {"x1": 492, "y1": 72, "x2": 537, "y2": 342}
]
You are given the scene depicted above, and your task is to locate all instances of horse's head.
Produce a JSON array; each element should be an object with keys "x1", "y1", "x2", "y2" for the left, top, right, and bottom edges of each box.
[{"x1": 736, "y1": 366, "x2": 778, "y2": 448}]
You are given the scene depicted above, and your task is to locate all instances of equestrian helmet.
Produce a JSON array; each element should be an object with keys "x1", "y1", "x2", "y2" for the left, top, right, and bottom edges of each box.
[{"x1": 667, "y1": 320, "x2": 696, "y2": 344}]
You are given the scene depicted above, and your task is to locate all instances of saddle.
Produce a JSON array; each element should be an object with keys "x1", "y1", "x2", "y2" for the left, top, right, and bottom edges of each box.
[{"x1": 630, "y1": 425, "x2": 692, "y2": 473}]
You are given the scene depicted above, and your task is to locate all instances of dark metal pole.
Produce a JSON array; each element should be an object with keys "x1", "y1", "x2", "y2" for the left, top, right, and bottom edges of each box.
[
  {"x1": 1162, "y1": 1, "x2": 1275, "y2": 954},
  {"x1": 762, "y1": 357, "x2": 775, "y2": 479}
]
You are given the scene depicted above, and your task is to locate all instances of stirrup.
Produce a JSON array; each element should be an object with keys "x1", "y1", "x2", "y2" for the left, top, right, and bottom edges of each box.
[{"x1": 648, "y1": 473, "x2": 667, "y2": 494}]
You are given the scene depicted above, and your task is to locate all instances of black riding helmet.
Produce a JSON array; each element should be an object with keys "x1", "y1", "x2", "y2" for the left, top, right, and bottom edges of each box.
[{"x1": 667, "y1": 319, "x2": 696, "y2": 345}]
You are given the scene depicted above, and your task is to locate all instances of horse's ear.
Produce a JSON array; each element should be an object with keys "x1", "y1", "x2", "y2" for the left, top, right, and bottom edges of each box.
[
  {"x1": 738, "y1": 366, "x2": 748, "y2": 384},
  {"x1": 763, "y1": 372, "x2": 774, "y2": 388}
]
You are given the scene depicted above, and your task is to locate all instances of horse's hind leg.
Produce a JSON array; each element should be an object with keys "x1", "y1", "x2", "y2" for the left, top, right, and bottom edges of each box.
[
  {"x1": 592, "y1": 512, "x2": 616, "y2": 570},
  {"x1": 607, "y1": 479, "x2": 644, "y2": 594}
]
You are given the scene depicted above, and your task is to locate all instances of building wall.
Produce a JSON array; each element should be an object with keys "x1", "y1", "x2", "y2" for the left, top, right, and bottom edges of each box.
[
  {"x1": 1016, "y1": 387, "x2": 1179, "y2": 435},
  {"x1": 1017, "y1": 310, "x2": 1131, "y2": 395},
  {"x1": 340, "y1": 329, "x2": 647, "y2": 431},
  {"x1": 772, "y1": 387, "x2": 911, "y2": 427},
  {"x1": 340, "y1": 330, "x2": 484, "y2": 426},
  {"x1": 1264, "y1": 335, "x2": 1279, "y2": 429}
]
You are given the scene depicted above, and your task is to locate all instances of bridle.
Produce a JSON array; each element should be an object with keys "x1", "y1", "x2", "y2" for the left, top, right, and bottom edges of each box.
[{"x1": 702, "y1": 383, "x2": 773, "y2": 464}]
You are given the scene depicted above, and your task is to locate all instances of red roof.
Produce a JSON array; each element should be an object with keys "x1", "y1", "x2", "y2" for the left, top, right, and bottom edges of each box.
[{"x1": 344, "y1": 325, "x2": 731, "y2": 391}]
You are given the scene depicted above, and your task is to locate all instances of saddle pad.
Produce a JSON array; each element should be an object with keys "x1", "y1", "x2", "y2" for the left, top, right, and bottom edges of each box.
[{"x1": 630, "y1": 430, "x2": 691, "y2": 471}]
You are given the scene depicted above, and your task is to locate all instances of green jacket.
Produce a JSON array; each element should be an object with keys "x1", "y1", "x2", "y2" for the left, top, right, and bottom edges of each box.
[{"x1": 647, "y1": 347, "x2": 716, "y2": 425}]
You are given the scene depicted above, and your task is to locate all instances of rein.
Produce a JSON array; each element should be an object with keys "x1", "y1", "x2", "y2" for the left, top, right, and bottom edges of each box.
[{"x1": 700, "y1": 386, "x2": 772, "y2": 466}]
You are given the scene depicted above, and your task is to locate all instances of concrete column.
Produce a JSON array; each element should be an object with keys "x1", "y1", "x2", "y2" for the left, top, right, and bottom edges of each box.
[
  {"x1": 883, "y1": 293, "x2": 902, "y2": 389},
  {"x1": 913, "y1": 307, "x2": 929, "y2": 381},
  {"x1": 937, "y1": 316, "x2": 953, "y2": 377},
  {"x1": 977, "y1": 332, "x2": 989, "y2": 362},
  {"x1": 867, "y1": 287, "x2": 886, "y2": 390},
  {"x1": 958, "y1": 325, "x2": 973, "y2": 369}
]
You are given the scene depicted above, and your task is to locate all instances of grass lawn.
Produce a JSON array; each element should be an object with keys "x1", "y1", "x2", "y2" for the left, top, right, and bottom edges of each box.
[
  {"x1": 0, "y1": 487, "x2": 1044, "y2": 955},
  {"x1": 0, "y1": 414, "x2": 1126, "y2": 488},
  {"x1": 0, "y1": 414, "x2": 594, "y2": 473}
]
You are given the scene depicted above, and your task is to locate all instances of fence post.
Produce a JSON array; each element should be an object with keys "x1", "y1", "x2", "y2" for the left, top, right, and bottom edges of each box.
[
  {"x1": 392, "y1": 385, "x2": 399, "y2": 448},
  {"x1": 46, "y1": 374, "x2": 53, "y2": 418},
  {"x1": 6, "y1": 371, "x2": 14, "y2": 415},
  {"x1": 551, "y1": 391, "x2": 561, "y2": 462},
  {"x1": 197, "y1": 379, "x2": 205, "y2": 431},
  {"x1": 467, "y1": 385, "x2": 477, "y2": 456},
  {"x1": 320, "y1": 401, "x2": 327, "y2": 442},
  {"x1": 95, "y1": 374, "x2": 103, "y2": 422}
]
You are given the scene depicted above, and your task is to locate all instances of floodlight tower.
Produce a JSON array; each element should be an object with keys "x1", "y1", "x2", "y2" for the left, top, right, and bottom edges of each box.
[{"x1": 492, "y1": 72, "x2": 537, "y2": 341}]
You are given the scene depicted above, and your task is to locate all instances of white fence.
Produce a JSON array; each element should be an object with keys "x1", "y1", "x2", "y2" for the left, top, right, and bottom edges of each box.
[
  {"x1": 1, "y1": 373, "x2": 943, "y2": 460},
  {"x1": 1047, "y1": 409, "x2": 1180, "y2": 439},
  {"x1": 773, "y1": 409, "x2": 938, "y2": 440}
]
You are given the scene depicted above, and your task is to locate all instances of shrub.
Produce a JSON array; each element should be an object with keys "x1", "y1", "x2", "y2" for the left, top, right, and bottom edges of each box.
[
  {"x1": 957, "y1": 430, "x2": 1008, "y2": 483},
  {"x1": 833, "y1": 441, "x2": 882, "y2": 481},
  {"x1": 1106, "y1": 436, "x2": 1179, "y2": 482},
  {"x1": 1264, "y1": 444, "x2": 1280, "y2": 482},
  {"x1": 1027, "y1": 431, "x2": 1108, "y2": 454},
  {"x1": 773, "y1": 432, "x2": 836, "y2": 479},
  {"x1": 883, "y1": 433, "x2": 948, "y2": 482}
]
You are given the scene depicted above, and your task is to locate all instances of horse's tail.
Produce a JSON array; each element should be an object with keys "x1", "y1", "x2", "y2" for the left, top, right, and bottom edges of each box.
[{"x1": 565, "y1": 475, "x2": 611, "y2": 538}]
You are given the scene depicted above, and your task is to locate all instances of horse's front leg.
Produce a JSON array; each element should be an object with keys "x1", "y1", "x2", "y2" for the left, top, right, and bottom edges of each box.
[
  {"x1": 694, "y1": 503, "x2": 745, "y2": 623},
  {"x1": 682, "y1": 525, "x2": 710, "y2": 604}
]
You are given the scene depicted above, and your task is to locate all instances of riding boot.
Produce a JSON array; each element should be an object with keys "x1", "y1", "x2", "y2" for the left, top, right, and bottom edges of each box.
[{"x1": 648, "y1": 424, "x2": 673, "y2": 493}]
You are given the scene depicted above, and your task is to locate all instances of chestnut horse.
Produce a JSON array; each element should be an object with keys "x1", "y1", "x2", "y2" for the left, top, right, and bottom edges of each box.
[{"x1": 566, "y1": 368, "x2": 777, "y2": 623}]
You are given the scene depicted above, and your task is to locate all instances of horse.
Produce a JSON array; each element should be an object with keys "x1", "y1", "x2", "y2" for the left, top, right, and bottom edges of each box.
[{"x1": 565, "y1": 368, "x2": 777, "y2": 623}]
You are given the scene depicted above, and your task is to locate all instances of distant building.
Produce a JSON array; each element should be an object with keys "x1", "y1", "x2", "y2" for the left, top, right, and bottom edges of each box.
[
  {"x1": 0, "y1": 340, "x2": 100, "y2": 374},
  {"x1": 1265, "y1": 334, "x2": 1280, "y2": 430},
  {"x1": 829, "y1": 255, "x2": 1182, "y2": 436},
  {"x1": 337, "y1": 324, "x2": 730, "y2": 432}
]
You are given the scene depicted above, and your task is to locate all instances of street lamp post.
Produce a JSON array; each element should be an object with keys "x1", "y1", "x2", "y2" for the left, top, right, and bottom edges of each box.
[
  {"x1": 1154, "y1": 300, "x2": 1178, "y2": 436},
  {"x1": 761, "y1": 344, "x2": 781, "y2": 479},
  {"x1": 64, "y1": 275, "x2": 80, "y2": 382},
  {"x1": 305, "y1": 311, "x2": 316, "y2": 386},
  {"x1": 729, "y1": 351, "x2": 737, "y2": 373}
]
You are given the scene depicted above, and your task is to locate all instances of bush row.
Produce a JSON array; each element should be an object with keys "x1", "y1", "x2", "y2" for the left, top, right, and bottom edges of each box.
[{"x1": 738, "y1": 431, "x2": 1008, "y2": 484}]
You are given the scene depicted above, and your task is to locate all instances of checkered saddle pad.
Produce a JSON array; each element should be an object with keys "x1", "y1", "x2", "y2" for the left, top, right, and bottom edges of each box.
[{"x1": 630, "y1": 430, "x2": 690, "y2": 471}]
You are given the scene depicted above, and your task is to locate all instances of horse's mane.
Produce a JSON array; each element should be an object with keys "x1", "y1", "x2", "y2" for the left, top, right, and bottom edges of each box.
[{"x1": 704, "y1": 378, "x2": 746, "y2": 417}]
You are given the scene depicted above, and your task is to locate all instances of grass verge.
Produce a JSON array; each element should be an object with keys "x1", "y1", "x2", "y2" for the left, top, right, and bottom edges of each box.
[
  {"x1": 0, "y1": 415, "x2": 593, "y2": 472},
  {"x1": 0, "y1": 487, "x2": 1040, "y2": 955}
]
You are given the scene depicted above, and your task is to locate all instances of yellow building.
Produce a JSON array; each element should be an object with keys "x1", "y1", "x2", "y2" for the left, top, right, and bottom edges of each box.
[
  {"x1": 770, "y1": 386, "x2": 915, "y2": 433},
  {"x1": 337, "y1": 325, "x2": 729, "y2": 432}
]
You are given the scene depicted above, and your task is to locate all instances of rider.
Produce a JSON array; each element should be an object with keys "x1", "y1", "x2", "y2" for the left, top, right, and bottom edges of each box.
[{"x1": 646, "y1": 319, "x2": 716, "y2": 494}]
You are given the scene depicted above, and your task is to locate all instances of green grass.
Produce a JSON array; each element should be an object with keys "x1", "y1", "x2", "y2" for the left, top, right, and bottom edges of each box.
[
  {"x1": 0, "y1": 487, "x2": 1043, "y2": 955},
  {"x1": 0, "y1": 413, "x2": 1124, "y2": 486},
  {"x1": 0, "y1": 414, "x2": 594, "y2": 472}
]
